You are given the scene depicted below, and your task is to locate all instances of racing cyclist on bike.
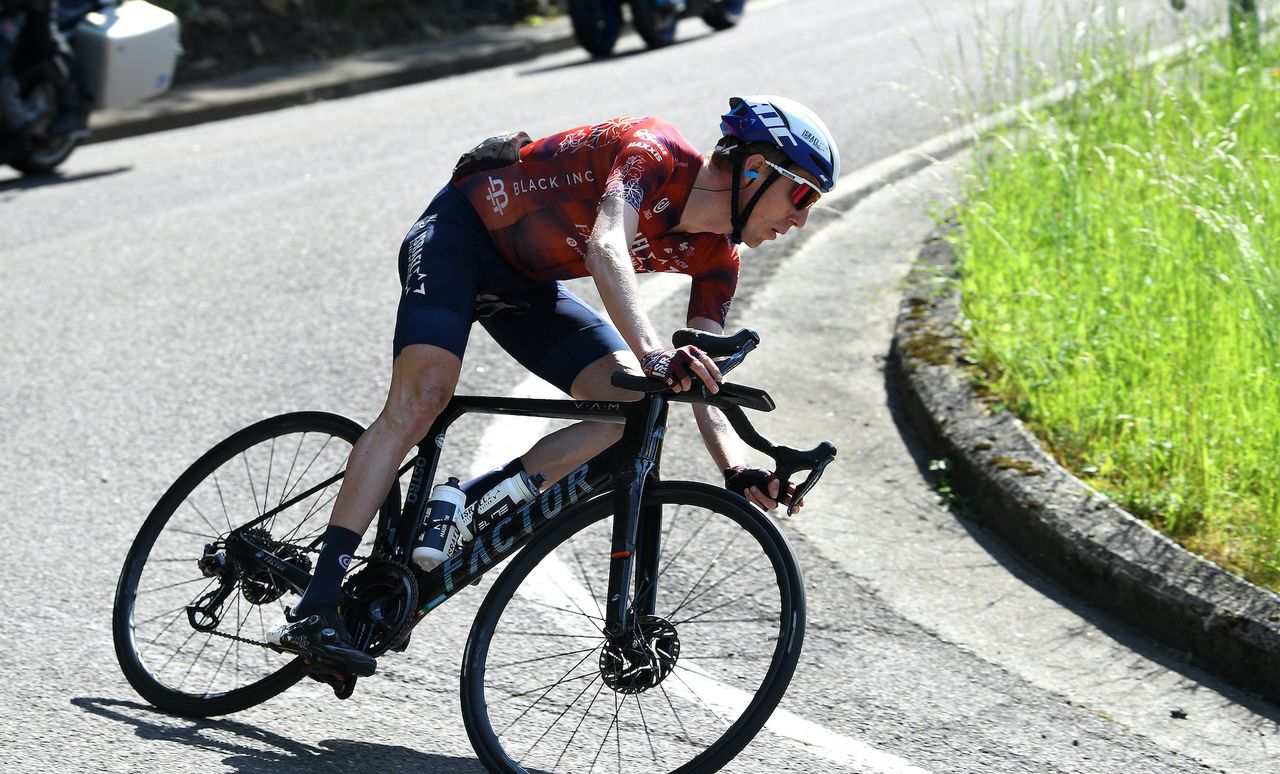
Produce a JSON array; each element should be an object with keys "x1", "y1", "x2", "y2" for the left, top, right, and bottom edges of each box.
[{"x1": 267, "y1": 96, "x2": 842, "y2": 677}]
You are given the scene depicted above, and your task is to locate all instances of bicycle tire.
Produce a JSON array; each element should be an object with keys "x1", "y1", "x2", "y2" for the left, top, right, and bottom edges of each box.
[
  {"x1": 112, "y1": 411, "x2": 400, "y2": 717},
  {"x1": 569, "y1": 0, "x2": 625, "y2": 57},
  {"x1": 629, "y1": 0, "x2": 680, "y2": 49},
  {"x1": 460, "y1": 482, "x2": 805, "y2": 773}
]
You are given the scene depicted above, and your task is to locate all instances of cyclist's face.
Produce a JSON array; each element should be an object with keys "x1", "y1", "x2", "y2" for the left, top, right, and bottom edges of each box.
[{"x1": 739, "y1": 161, "x2": 818, "y2": 249}]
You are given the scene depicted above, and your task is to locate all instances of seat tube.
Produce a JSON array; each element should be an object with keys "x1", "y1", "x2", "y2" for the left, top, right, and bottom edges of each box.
[{"x1": 603, "y1": 396, "x2": 668, "y2": 638}]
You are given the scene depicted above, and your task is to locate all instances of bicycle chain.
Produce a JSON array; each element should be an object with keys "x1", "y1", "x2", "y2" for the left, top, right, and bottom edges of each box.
[{"x1": 200, "y1": 546, "x2": 374, "y2": 651}]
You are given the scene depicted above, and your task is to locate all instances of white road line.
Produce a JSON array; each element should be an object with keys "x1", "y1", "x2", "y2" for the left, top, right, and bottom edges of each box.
[
  {"x1": 462, "y1": 272, "x2": 934, "y2": 772},
  {"x1": 517, "y1": 550, "x2": 933, "y2": 774}
]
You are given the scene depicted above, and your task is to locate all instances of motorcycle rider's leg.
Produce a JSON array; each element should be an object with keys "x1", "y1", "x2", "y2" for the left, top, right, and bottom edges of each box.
[
  {"x1": 0, "y1": 24, "x2": 38, "y2": 132},
  {"x1": 292, "y1": 343, "x2": 462, "y2": 614},
  {"x1": 35, "y1": 3, "x2": 86, "y2": 138},
  {"x1": 0, "y1": 74, "x2": 37, "y2": 131}
]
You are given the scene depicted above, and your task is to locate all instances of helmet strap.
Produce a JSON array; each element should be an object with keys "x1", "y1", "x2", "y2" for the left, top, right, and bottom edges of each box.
[{"x1": 729, "y1": 151, "x2": 781, "y2": 245}]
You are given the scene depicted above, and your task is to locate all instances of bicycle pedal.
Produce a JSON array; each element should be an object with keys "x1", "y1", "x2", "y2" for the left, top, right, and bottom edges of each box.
[{"x1": 305, "y1": 663, "x2": 358, "y2": 700}]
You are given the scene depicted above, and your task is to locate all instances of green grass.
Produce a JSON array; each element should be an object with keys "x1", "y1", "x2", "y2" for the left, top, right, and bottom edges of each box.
[{"x1": 954, "y1": 6, "x2": 1280, "y2": 588}]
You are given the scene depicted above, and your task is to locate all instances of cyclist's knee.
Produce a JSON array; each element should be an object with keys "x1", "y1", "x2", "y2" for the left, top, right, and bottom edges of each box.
[
  {"x1": 383, "y1": 345, "x2": 461, "y2": 443},
  {"x1": 570, "y1": 351, "x2": 642, "y2": 402},
  {"x1": 385, "y1": 386, "x2": 450, "y2": 441}
]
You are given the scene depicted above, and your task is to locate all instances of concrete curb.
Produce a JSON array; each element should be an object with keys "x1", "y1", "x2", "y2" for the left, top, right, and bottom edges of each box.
[
  {"x1": 892, "y1": 234, "x2": 1280, "y2": 704},
  {"x1": 87, "y1": 18, "x2": 581, "y2": 143}
]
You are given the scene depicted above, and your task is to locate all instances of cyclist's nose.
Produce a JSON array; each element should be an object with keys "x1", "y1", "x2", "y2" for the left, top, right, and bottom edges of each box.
[{"x1": 788, "y1": 208, "x2": 810, "y2": 229}]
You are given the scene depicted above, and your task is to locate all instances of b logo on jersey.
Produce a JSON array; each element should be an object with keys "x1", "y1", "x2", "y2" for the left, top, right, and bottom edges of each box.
[{"x1": 486, "y1": 176, "x2": 509, "y2": 215}]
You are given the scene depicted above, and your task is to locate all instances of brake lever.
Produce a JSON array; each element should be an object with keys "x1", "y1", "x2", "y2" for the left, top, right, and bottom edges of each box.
[{"x1": 773, "y1": 441, "x2": 838, "y2": 517}]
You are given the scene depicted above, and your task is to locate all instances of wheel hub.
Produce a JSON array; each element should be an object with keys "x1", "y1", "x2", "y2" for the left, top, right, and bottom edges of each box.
[{"x1": 600, "y1": 616, "x2": 680, "y2": 694}]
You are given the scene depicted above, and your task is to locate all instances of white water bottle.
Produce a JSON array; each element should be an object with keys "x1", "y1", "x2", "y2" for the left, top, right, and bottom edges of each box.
[
  {"x1": 412, "y1": 470, "x2": 543, "y2": 571},
  {"x1": 412, "y1": 478, "x2": 468, "y2": 571}
]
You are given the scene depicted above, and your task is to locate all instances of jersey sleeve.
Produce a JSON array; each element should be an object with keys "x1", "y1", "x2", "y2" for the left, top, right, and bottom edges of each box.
[
  {"x1": 687, "y1": 239, "x2": 740, "y2": 327},
  {"x1": 603, "y1": 127, "x2": 676, "y2": 213}
]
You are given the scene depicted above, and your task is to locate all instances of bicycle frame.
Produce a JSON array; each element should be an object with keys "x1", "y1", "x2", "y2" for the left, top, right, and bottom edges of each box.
[
  {"x1": 220, "y1": 329, "x2": 834, "y2": 649},
  {"x1": 218, "y1": 390, "x2": 674, "y2": 645},
  {"x1": 389, "y1": 391, "x2": 673, "y2": 641}
]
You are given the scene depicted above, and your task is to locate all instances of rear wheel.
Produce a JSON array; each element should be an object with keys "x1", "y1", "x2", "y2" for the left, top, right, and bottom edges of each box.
[
  {"x1": 9, "y1": 82, "x2": 81, "y2": 175},
  {"x1": 112, "y1": 412, "x2": 400, "y2": 716},
  {"x1": 701, "y1": 0, "x2": 746, "y2": 30},
  {"x1": 461, "y1": 482, "x2": 806, "y2": 773}
]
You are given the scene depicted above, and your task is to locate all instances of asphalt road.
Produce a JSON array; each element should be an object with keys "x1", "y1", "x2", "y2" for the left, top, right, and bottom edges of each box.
[{"x1": 1, "y1": 0, "x2": 1277, "y2": 772}]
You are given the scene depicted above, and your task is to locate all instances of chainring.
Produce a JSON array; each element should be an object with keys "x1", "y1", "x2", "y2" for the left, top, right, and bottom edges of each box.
[{"x1": 341, "y1": 560, "x2": 419, "y2": 658}]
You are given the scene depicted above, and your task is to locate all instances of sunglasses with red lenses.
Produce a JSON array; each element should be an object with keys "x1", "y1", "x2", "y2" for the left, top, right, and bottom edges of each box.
[{"x1": 763, "y1": 160, "x2": 822, "y2": 210}]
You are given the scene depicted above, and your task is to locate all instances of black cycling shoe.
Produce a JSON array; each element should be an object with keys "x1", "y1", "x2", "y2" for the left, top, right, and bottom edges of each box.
[{"x1": 266, "y1": 606, "x2": 376, "y2": 677}]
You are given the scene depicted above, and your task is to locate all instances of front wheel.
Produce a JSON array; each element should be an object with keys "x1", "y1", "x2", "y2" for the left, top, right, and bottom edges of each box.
[
  {"x1": 460, "y1": 482, "x2": 806, "y2": 773},
  {"x1": 568, "y1": 0, "x2": 625, "y2": 57},
  {"x1": 701, "y1": 0, "x2": 745, "y2": 30}
]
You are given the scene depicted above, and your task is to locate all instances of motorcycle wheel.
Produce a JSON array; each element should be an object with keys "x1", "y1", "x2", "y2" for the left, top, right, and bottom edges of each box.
[
  {"x1": 9, "y1": 82, "x2": 84, "y2": 176},
  {"x1": 11, "y1": 128, "x2": 80, "y2": 175},
  {"x1": 701, "y1": 0, "x2": 746, "y2": 30},
  {"x1": 629, "y1": 0, "x2": 681, "y2": 49},
  {"x1": 569, "y1": 0, "x2": 625, "y2": 57}
]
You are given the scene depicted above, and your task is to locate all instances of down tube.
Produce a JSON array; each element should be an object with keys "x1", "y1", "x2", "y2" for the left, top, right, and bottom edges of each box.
[{"x1": 415, "y1": 451, "x2": 619, "y2": 612}]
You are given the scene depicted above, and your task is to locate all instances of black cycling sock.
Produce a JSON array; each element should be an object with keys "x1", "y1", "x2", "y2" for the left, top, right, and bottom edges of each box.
[
  {"x1": 460, "y1": 458, "x2": 526, "y2": 506},
  {"x1": 294, "y1": 525, "x2": 361, "y2": 617}
]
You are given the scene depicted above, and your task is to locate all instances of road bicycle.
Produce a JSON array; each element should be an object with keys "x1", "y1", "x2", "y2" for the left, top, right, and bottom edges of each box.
[{"x1": 112, "y1": 327, "x2": 835, "y2": 773}]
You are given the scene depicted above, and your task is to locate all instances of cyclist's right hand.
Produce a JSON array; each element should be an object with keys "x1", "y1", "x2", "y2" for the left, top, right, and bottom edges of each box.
[{"x1": 641, "y1": 345, "x2": 721, "y2": 393}]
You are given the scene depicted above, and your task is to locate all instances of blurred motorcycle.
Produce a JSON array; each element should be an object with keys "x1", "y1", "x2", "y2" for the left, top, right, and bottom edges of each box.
[
  {"x1": 568, "y1": 0, "x2": 746, "y2": 57},
  {"x1": 1, "y1": 0, "x2": 179, "y2": 176}
]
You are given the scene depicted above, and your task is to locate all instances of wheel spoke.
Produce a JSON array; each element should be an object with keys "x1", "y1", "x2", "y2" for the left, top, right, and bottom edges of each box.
[
  {"x1": 469, "y1": 488, "x2": 801, "y2": 773},
  {"x1": 115, "y1": 416, "x2": 364, "y2": 715}
]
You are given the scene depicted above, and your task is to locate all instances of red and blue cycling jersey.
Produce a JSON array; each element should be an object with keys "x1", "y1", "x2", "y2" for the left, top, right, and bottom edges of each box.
[{"x1": 453, "y1": 117, "x2": 740, "y2": 327}]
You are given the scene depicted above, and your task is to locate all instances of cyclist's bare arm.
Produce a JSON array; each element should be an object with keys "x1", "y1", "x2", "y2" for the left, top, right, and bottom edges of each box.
[
  {"x1": 688, "y1": 316, "x2": 801, "y2": 513},
  {"x1": 585, "y1": 194, "x2": 719, "y2": 392}
]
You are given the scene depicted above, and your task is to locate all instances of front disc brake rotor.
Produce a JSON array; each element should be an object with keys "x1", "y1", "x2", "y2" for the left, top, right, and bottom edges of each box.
[{"x1": 600, "y1": 615, "x2": 680, "y2": 694}]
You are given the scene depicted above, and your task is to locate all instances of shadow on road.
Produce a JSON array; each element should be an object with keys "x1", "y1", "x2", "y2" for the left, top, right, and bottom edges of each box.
[
  {"x1": 71, "y1": 697, "x2": 493, "y2": 773},
  {"x1": 517, "y1": 32, "x2": 713, "y2": 76},
  {"x1": 0, "y1": 166, "x2": 131, "y2": 195},
  {"x1": 880, "y1": 355, "x2": 1280, "y2": 724}
]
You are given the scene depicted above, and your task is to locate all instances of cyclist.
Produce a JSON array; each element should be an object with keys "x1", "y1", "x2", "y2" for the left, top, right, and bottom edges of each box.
[{"x1": 268, "y1": 95, "x2": 841, "y2": 676}]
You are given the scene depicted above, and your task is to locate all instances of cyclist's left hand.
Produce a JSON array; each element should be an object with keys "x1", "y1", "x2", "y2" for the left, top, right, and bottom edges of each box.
[{"x1": 724, "y1": 466, "x2": 804, "y2": 514}]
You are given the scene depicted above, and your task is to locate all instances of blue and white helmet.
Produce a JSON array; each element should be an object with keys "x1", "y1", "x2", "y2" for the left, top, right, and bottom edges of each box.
[{"x1": 720, "y1": 95, "x2": 840, "y2": 192}]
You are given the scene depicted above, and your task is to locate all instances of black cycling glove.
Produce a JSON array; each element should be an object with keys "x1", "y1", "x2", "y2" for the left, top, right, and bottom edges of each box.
[
  {"x1": 723, "y1": 466, "x2": 796, "y2": 507},
  {"x1": 641, "y1": 345, "x2": 705, "y2": 387}
]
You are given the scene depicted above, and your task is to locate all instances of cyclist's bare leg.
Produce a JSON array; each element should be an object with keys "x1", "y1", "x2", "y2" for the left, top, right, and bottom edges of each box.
[
  {"x1": 269, "y1": 344, "x2": 461, "y2": 662},
  {"x1": 517, "y1": 350, "x2": 640, "y2": 485},
  {"x1": 330, "y1": 343, "x2": 462, "y2": 534}
]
